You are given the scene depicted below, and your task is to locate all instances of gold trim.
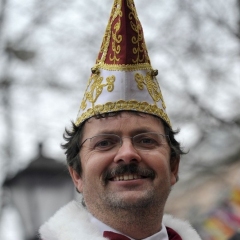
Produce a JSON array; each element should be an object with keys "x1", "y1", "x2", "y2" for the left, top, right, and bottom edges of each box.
[
  {"x1": 99, "y1": 62, "x2": 152, "y2": 71},
  {"x1": 76, "y1": 100, "x2": 171, "y2": 127}
]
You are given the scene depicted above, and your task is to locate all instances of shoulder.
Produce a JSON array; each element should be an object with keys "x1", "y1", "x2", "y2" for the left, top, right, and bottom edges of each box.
[
  {"x1": 163, "y1": 214, "x2": 202, "y2": 240},
  {"x1": 39, "y1": 201, "x2": 105, "y2": 240}
]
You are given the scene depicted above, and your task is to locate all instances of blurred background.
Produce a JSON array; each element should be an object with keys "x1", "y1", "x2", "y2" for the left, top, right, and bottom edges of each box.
[{"x1": 0, "y1": 0, "x2": 239, "y2": 239}]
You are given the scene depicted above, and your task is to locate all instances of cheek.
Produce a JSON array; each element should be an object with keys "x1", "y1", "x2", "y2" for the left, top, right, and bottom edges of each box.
[
  {"x1": 144, "y1": 150, "x2": 171, "y2": 174},
  {"x1": 80, "y1": 151, "x2": 113, "y2": 178}
]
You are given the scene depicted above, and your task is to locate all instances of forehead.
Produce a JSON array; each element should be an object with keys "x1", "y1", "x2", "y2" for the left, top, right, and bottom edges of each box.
[{"x1": 82, "y1": 112, "x2": 164, "y2": 137}]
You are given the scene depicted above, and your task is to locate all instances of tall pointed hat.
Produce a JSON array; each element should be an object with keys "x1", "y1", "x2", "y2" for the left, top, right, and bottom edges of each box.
[{"x1": 76, "y1": 0, "x2": 171, "y2": 127}]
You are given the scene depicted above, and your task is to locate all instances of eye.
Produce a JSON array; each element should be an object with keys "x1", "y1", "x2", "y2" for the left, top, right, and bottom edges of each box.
[
  {"x1": 134, "y1": 133, "x2": 161, "y2": 149},
  {"x1": 96, "y1": 140, "x2": 113, "y2": 148},
  {"x1": 91, "y1": 135, "x2": 119, "y2": 151},
  {"x1": 140, "y1": 138, "x2": 156, "y2": 144},
  {"x1": 139, "y1": 137, "x2": 158, "y2": 146},
  {"x1": 136, "y1": 137, "x2": 157, "y2": 146}
]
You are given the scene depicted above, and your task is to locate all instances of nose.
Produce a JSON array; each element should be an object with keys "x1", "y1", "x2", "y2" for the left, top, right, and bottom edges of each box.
[{"x1": 113, "y1": 138, "x2": 141, "y2": 164}]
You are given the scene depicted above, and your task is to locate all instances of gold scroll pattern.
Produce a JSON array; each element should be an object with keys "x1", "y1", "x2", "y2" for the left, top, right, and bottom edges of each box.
[
  {"x1": 109, "y1": 13, "x2": 122, "y2": 63},
  {"x1": 135, "y1": 72, "x2": 166, "y2": 109},
  {"x1": 98, "y1": 0, "x2": 150, "y2": 65},
  {"x1": 98, "y1": 0, "x2": 122, "y2": 64},
  {"x1": 127, "y1": 0, "x2": 150, "y2": 64},
  {"x1": 80, "y1": 74, "x2": 115, "y2": 111}
]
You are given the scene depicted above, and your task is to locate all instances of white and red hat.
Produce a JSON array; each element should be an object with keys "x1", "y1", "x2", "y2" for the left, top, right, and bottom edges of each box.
[{"x1": 76, "y1": 0, "x2": 171, "y2": 127}]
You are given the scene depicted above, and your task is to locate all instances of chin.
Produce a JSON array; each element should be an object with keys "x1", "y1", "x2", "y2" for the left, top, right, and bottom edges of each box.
[{"x1": 105, "y1": 191, "x2": 158, "y2": 210}]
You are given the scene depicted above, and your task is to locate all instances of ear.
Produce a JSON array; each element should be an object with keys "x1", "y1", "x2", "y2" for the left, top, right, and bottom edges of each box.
[
  {"x1": 170, "y1": 157, "x2": 180, "y2": 186},
  {"x1": 68, "y1": 167, "x2": 83, "y2": 193}
]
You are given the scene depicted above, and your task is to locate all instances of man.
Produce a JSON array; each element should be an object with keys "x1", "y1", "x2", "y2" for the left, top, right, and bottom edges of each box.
[{"x1": 39, "y1": 0, "x2": 202, "y2": 239}]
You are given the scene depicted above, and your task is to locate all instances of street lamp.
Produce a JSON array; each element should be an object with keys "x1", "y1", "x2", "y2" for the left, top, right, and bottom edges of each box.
[{"x1": 3, "y1": 143, "x2": 75, "y2": 240}]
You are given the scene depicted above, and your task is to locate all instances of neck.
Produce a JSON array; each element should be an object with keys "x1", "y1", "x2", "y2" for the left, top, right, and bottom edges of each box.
[{"x1": 90, "y1": 205, "x2": 163, "y2": 239}]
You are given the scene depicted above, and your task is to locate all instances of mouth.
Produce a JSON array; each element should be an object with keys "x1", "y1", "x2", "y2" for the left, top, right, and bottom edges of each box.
[
  {"x1": 104, "y1": 163, "x2": 155, "y2": 184},
  {"x1": 110, "y1": 174, "x2": 147, "y2": 181}
]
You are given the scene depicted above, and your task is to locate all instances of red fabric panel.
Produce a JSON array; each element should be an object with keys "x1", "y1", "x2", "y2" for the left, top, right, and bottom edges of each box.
[
  {"x1": 166, "y1": 227, "x2": 183, "y2": 240},
  {"x1": 103, "y1": 231, "x2": 131, "y2": 240}
]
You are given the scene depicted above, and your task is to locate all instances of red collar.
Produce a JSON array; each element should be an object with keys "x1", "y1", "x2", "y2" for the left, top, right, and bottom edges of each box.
[{"x1": 166, "y1": 227, "x2": 183, "y2": 240}]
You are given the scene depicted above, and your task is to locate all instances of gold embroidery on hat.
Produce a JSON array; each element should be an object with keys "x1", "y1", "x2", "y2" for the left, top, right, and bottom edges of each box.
[
  {"x1": 77, "y1": 0, "x2": 171, "y2": 128},
  {"x1": 135, "y1": 72, "x2": 166, "y2": 109},
  {"x1": 109, "y1": 12, "x2": 123, "y2": 63},
  {"x1": 98, "y1": 0, "x2": 122, "y2": 64},
  {"x1": 127, "y1": 0, "x2": 150, "y2": 64},
  {"x1": 80, "y1": 74, "x2": 115, "y2": 111},
  {"x1": 76, "y1": 100, "x2": 171, "y2": 127},
  {"x1": 98, "y1": 0, "x2": 150, "y2": 65},
  {"x1": 100, "y1": 62, "x2": 151, "y2": 71}
]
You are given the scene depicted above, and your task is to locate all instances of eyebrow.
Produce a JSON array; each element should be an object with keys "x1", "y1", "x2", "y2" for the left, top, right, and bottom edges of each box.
[{"x1": 95, "y1": 127, "x2": 161, "y2": 136}]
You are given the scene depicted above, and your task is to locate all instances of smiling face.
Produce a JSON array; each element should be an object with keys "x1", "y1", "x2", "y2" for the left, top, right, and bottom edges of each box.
[{"x1": 69, "y1": 111, "x2": 179, "y2": 220}]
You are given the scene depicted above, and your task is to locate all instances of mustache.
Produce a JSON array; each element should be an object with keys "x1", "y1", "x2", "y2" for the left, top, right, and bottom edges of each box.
[{"x1": 103, "y1": 163, "x2": 155, "y2": 182}]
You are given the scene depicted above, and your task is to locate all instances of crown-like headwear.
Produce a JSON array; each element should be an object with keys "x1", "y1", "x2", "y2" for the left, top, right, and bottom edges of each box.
[{"x1": 76, "y1": 0, "x2": 171, "y2": 127}]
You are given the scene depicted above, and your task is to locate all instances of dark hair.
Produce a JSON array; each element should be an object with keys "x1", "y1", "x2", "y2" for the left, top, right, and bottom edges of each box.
[{"x1": 62, "y1": 111, "x2": 186, "y2": 177}]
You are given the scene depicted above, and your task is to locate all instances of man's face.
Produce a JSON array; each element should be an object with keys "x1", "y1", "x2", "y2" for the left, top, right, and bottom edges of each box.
[{"x1": 69, "y1": 112, "x2": 179, "y2": 215}]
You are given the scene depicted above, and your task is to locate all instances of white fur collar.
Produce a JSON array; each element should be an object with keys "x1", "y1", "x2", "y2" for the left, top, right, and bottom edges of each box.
[
  {"x1": 163, "y1": 215, "x2": 201, "y2": 240},
  {"x1": 39, "y1": 201, "x2": 201, "y2": 240}
]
